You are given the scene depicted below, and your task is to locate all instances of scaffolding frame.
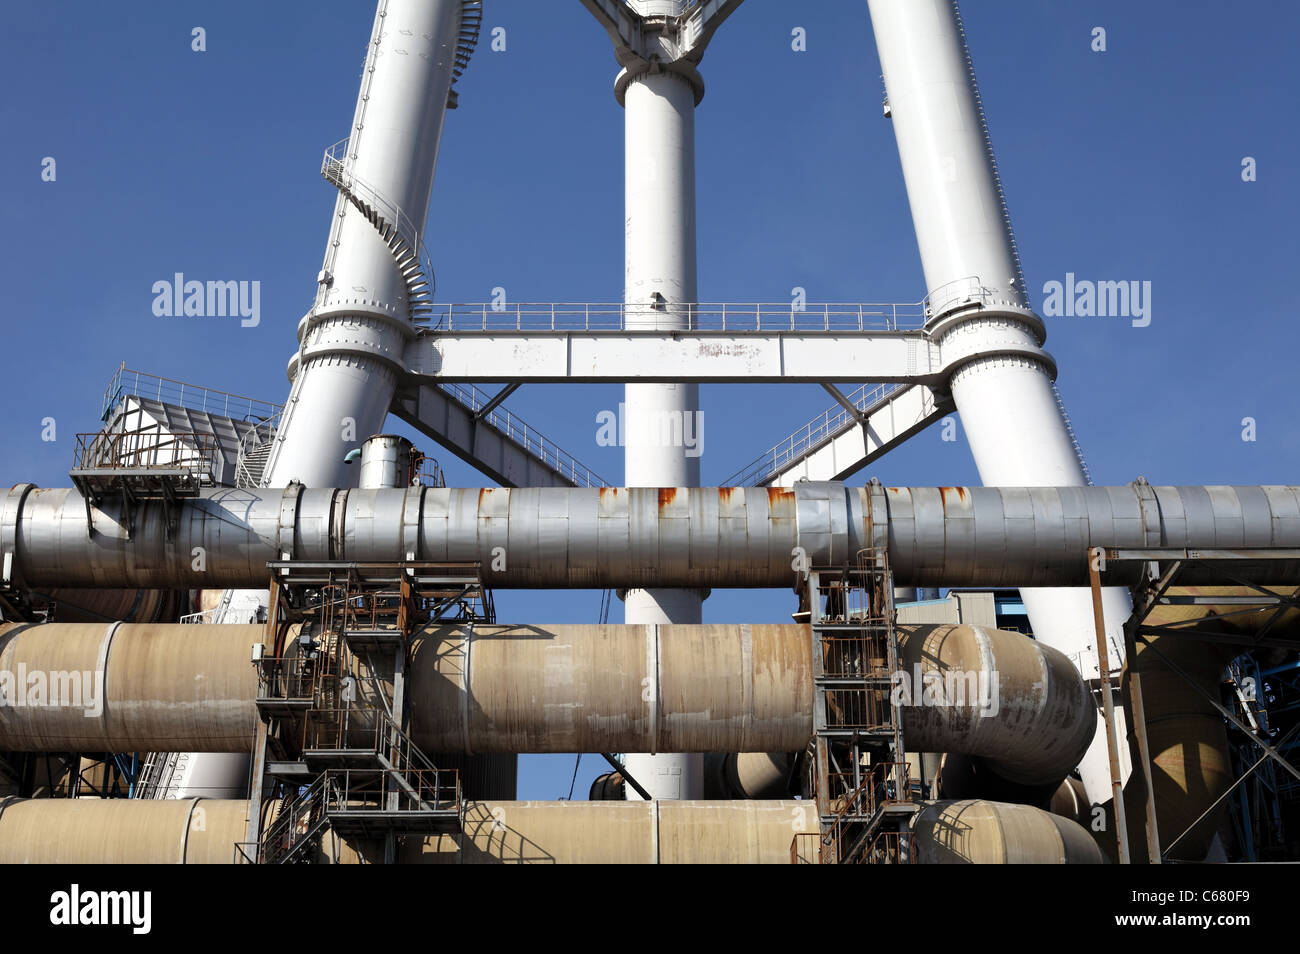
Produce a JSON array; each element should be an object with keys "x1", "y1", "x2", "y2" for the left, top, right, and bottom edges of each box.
[
  {"x1": 796, "y1": 548, "x2": 917, "y2": 863},
  {"x1": 242, "y1": 560, "x2": 493, "y2": 863}
]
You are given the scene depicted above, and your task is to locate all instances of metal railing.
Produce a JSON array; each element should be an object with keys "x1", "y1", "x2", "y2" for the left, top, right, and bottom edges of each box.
[
  {"x1": 423, "y1": 301, "x2": 927, "y2": 334},
  {"x1": 790, "y1": 831, "x2": 823, "y2": 865},
  {"x1": 321, "y1": 138, "x2": 436, "y2": 306},
  {"x1": 73, "y1": 425, "x2": 217, "y2": 480},
  {"x1": 101, "y1": 365, "x2": 282, "y2": 425},
  {"x1": 259, "y1": 772, "x2": 332, "y2": 865},
  {"x1": 723, "y1": 381, "x2": 905, "y2": 486},
  {"x1": 436, "y1": 381, "x2": 609, "y2": 487},
  {"x1": 323, "y1": 763, "x2": 461, "y2": 817},
  {"x1": 234, "y1": 409, "x2": 281, "y2": 489},
  {"x1": 255, "y1": 656, "x2": 319, "y2": 704}
]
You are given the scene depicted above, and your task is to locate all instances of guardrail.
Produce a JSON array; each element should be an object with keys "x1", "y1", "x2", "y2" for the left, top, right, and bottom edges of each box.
[
  {"x1": 422, "y1": 301, "x2": 927, "y2": 333},
  {"x1": 73, "y1": 425, "x2": 218, "y2": 480},
  {"x1": 723, "y1": 382, "x2": 905, "y2": 486},
  {"x1": 436, "y1": 381, "x2": 609, "y2": 487},
  {"x1": 101, "y1": 364, "x2": 282, "y2": 425}
]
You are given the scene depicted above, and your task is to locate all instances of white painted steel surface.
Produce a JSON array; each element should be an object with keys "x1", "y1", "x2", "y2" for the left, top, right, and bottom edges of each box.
[
  {"x1": 267, "y1": 0, "x2": 464, "y2": 491},
  {"x1": 867, "y1": 0, "x2": 1134, "y2": 800},
  {"x1": 622, "y1": 69, "x2": 704, "y2": 801},
  {"x1": 8, "y1": 482, "x2": 1300, "y2": 590}
]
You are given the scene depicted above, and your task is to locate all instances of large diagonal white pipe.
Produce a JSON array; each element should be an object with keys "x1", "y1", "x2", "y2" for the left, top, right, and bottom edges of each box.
[
  {"x1": 866, "y1": 0, "x2": 1134, "y2": 802},
  {"x1": 169, "y1": 0, "x2": 469, "y2": 801}
]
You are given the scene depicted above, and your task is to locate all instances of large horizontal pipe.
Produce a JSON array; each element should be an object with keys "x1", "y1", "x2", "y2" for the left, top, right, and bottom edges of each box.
[
  {"x1": 912, "y1": 799, "x2": 1103, "y2": 864},
  {"x1": 0, "y1": 621, "x2": 1092, "y2": 785},
  {"x1": 0, "y1": 796, "x2": 249, "y2": 864},
  {"x1": 4, "y1": 482, "x2": 1299, "y2": 591},
  {"x1": 0, "y1": 797, "x2": 1099, "y2": 864}
]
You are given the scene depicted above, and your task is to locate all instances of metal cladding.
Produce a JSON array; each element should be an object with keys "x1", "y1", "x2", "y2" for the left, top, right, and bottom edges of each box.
[
  {"x1": 0, "y1": 797, "x2": 1098, "y2": 864},
  {"x1": 5, "y1": 481, "x2": 1300, "y2": 590},
  {"x1": 0, "y1": 623, "x2": 262, "y2": 752},
  {"x1": 417, "y1": 800, "x2": 812, "y2": 864},
  {"x1": 911, "y1": 800, "x2": 1104, "y2": 864},
  {"x1": 0, "y1": 797, "x2": 249, "y2": 864},
  {"x1": 410, "y1": 624, "x2": 813, "y2": 754},
  {"x1": 0, "y1": 622, "x2": 1092, "y2": 792},
  {"x1": 896, "y1": 624, "x2": 1095, "y2": 787}
]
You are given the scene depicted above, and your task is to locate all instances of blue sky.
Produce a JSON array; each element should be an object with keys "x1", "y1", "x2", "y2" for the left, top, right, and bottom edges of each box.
[{"x1": 3, "y1": 0, "x2": 1297, "y2": 799}]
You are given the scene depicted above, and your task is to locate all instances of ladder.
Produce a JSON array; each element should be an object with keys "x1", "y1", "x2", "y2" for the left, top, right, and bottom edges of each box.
[{"x1": 800, "y1": 548, "x2": 917, "y2": 863}]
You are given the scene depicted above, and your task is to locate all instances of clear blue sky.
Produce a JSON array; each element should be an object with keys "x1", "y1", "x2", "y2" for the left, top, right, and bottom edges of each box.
[{"x1": 2, "y1": 1, "x2": 1297, "y2": 799}]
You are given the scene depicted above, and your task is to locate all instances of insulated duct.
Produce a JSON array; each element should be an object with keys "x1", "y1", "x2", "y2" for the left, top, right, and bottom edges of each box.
[
  {"x1": 5, "y1": 482, "x2": 1299, "y2": 591},
  {"x1": 0, "y1": 796, "x2": 1100, "y2": 864},
  {"x1": 0, "y1": 621, "x2": 1092, "y2": 791}
]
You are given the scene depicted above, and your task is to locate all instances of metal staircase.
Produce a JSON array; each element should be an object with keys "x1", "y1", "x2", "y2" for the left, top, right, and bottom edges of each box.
[
  {"x1": 1051, "y1": 382, "x2": 1094, "y2": 486},
  {"x1": 448, "y1": 1, "x2": 484, "y2": 108},
  {"x1": 234, "y1": 415, "x2": 278, "y2": 489},
  {"x1": 244, "y1": 562, "x2": 490, "y2": 863},
  {"x1": 724, "y1": 381, "x2": 904, "y2": 487},
  {"x1": 795, "y1": 548, "x2": 917, "y2": 864},
  {"x1": 320, "y1": 139, "x2": 436, "y2": 327}
]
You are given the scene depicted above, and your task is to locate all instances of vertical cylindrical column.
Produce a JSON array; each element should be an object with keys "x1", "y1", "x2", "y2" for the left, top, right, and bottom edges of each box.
[
  {"x1": 867, "y1": 0, "x2": 1132, "y2": 801},
  {"x1": 267, "y1": 0, "x2": 464, "y2": 490},
  {"x1": 620, "y1": 66, "x2": 704, "y2": 799}
]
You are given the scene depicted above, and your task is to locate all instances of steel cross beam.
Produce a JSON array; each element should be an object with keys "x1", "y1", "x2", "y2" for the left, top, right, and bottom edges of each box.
[
  {"x1": 404, "y1": 329, "x2": 939, "y2": 383},
  {"x1": 391, "y1": 381, "x2": 607, "y2": 489}
]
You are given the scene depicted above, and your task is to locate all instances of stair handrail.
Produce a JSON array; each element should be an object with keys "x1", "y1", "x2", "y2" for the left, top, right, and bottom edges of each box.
[{"x1": 320, "y1": 139, "x2": 437, "y2": 309}]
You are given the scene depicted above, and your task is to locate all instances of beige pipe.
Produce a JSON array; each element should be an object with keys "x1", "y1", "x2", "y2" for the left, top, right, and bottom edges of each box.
[
  {"x1": 0, "y1": 796, "x2": 250, "y2": 864},
  {"x1": 0, "y1": 622, "x2": 262, "y2": 752},
  {"x1": 408, "y1": 624, "x2": 813, "y2": 753},
  {"x1": 0, "y1": 796, "x2": 1098, "y2": 864},
  {"x1": 897, "y1": 624, "x2": 1096, "y2": 786},
  {"x1": 913, "y1": 799, "x2": 1104, "y2": 864},
  {"x1": 0, "y1": 622, "x2": 1092, "y2": 791}
]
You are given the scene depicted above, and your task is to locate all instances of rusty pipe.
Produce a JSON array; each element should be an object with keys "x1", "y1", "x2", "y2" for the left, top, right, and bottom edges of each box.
[
  {"x1": 5, "y1": 482, "x2": 1300, "y2": 591},
  {"x1": 0, "y1": 622, "x2": 1092, "y2": 792}
]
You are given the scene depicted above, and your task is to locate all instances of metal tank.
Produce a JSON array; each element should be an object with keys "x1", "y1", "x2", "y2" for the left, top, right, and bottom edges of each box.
[{"x1": 357, "y1": 434, "x2": 415, "y2": 490}]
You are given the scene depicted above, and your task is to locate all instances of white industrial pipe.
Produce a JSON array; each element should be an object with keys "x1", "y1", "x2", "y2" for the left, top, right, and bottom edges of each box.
[
  {"x1": 166, "y1": 0, "x2": 472, "y2": 801},
  {"x1": 621, "y1": 65, "x2": 706, "y2": 801},
  {"x1": 866, "y1": 0, "x2": 1135, "y2": 800},
  {"x1": 267, "y1": 0, "x2": 466, "y2": 489},
  {"x1": 602, "y1": 0, "x2": 719, "y2": 801},
  {"x1": 6, "y1": 482, "x2": 1299, "y2": 591}
]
